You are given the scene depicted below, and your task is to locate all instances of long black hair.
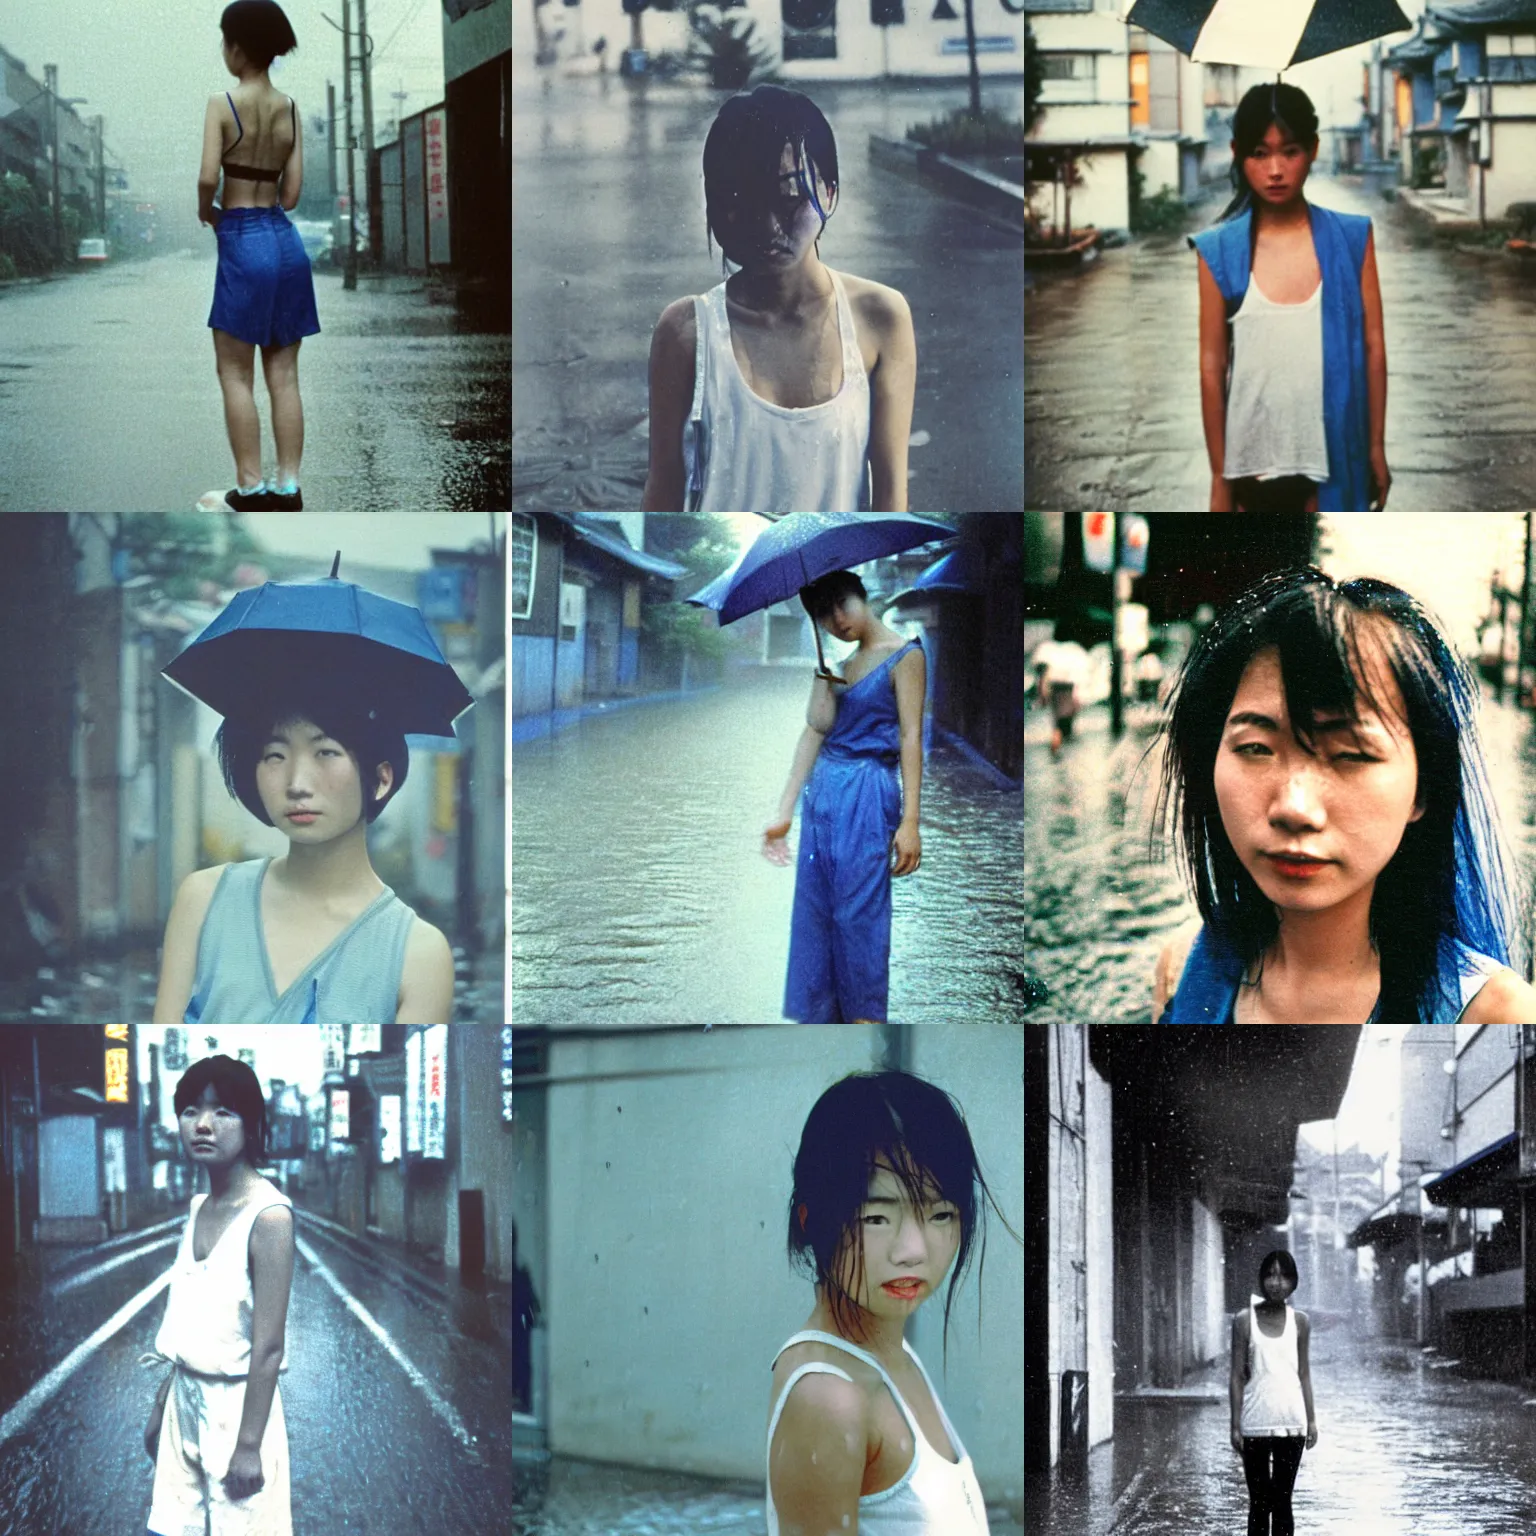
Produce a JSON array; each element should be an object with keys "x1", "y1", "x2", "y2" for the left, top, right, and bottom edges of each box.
[
  {"x1": 786, "y1": 1070, "x2": 1017, "y2": 1372},
  {"x1": 1152, "y1": 566, "x2": 1518, "y2": 1022},
  {"x1": 1216, "y1": 80, "x2": 1320, "y2": 223}
]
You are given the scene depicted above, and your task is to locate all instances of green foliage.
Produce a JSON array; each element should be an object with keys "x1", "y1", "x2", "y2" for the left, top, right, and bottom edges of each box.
[
  {"x1": 1025, "y1": 21, "x2": 1044, "y2": 134},
  {"x1": 0, "y1": 174, "x2": 55, "y2": 275},
  {"x1": 118, "y1": 513, "x2": 276, "y2": 599},
  {"x1": 1134, "y1": 186, "x2": 1187, "y2": 235},
  {"x1": 0, "y1": 252, "x2": 16, "y2": 281},
  {"x1": 641, "y1": 516, "x2": 740, "y2": 663},
  {"x1": 641, "y1": 597, "x2": 729, "y2": 663},
  {"x1": 687, "y1": 2, "x2": 779, "y2": 88},
  {"x1": 906, "y1": 106, "x2": 1024, "y2": 159}
]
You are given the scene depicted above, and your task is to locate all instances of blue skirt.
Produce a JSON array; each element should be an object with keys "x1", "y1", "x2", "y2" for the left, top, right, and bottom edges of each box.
[{"x1": 208, "y1": 206, "x2": 320, "y2": 348}]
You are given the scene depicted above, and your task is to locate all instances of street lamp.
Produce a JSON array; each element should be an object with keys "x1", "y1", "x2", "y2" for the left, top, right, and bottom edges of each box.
[{"x1": 43, "y1": 66, "x2": 89, "y2": 265}]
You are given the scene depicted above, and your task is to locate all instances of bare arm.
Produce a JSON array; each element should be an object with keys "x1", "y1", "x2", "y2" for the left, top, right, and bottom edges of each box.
[
  {"x1": 1229, "y1": 1311, "x2": 1246, "y2": 1452},
  {"x1": 396, "y1": 918, "x2": 455, "y2": 1024},
  {"x1": 234, "y1": 1206, "x2": 295, "y2": 1456},
  {"x1": 806, "y1": 672, "x2": 838, "y2": 735},
  {"x1": 198, "y1": 96, "x2": 224, "y2": 227},
  {"x1": 768, "y1": 1373, "x2": 866, "y2": 1535},
  {"x1": 642, "y1": 300, "x2": 695, "y2": 512},
  {"x1": 776, "y1": 725, "x2": 828, "y2": 825},
  {"x1": 890, "y1": 646, "x2": 926, "y2": 878},
  {"x1": 1297, "y1": 1310, "x2": 1317, "y2": 1446},
  {"x1": 867, "y1": 289, "x2": 916, "y2": 513},
  {"x1": 1197, "y1": 253, "x2": 1232, "y2": 511},
  {"x1": 153, "y1": 867, "x2": 221, "y2": 1024},
  {"x1": 1360, "y1": 227, "x2": 1389, "y2": 508},
  {"x1": 280, "y1": 102, "x2": 303, "y2": 212}
]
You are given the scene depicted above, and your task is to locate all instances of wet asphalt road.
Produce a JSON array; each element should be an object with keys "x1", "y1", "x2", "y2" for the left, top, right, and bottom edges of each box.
[
  {"x1": 1026, "y1": 173, "x2": 1536, "y2": 511},
  {"x1": 512, "y1": 73, "x2": 1024, "y2": 514},
  {"x1": 0, "y1": 1205, "x2": 510, "y2": 1533},
  {"x1": 1027, "y1": 1327, "x2": 1536, "y2": 1535},
  {"x1": 511, "y1": 667, "x2": 1027, "y2": 1025},
  {"x1": 0, "y1": 254, "x2": 509, "y2": 512}
]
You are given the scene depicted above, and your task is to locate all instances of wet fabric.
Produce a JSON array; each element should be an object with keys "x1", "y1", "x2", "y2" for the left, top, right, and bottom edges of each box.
[
  {"x1": 1241, "y1": 1435, "x2": 1304, "y2": 1536},
  {"x1": 1158, "y1": 924, "x2": 1506, "y2": 1024},
  {"x1": 1190, "y1": 202, "x2": 1372, "y2": 512},
  {"x1": 684, "y1": 270, "x2": 871, "y2": 513},
  {"x1": 147, "y1": 1183, "x2": 294, "y2": 1536},
  {"x1": 184, "y1": 856, "x2": 416, "y2": 1024},
  {"x1": 784, "y1": 640, "x2": 920, "y2": 1023},
  {"x1": 209, "y1": 206, "x2": 320, "y2": 349},
  {"x1": 1231, "y1": 474, "x2": 1319, "y2": 512},
  {"x1": 765, "y1": 1330, "x2": 990, "y2": 1535},
  {"x1": 1240, "y1": 1300, "x2": 1308, "y2": 1436}
]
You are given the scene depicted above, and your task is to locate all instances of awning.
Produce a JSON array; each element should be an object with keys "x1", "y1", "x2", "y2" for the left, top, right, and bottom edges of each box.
[
  {"x1": 888, "y1": 544, "x2": 983, "y2": 608},
  {"x1": 557, "y1": 515, "x2": 687, "y2": 580},
  {"x1": 1349, "y1": 1210, "x2": 1423, "y2": 1250},
  {"x1": 1424, "y1": 1132, "x2": 1519, "y2": 1208}
]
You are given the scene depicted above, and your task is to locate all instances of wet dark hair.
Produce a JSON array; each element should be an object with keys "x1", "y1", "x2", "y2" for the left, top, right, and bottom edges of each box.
[
  {"x1": 786, "y1": 1070, "x2": 1017, "y2": 1370},
  {"x1": 214, "y1": 686, "x2": 409, "y2": 828},
  {"x1": 174, "y1": 1055, "x2": 268, "y2": 1167},
  {"x1": 1217, "y1": 81, "x2": 1319, "y2": 223},
  {"x1": 799, "y1": 569, "x2": 867, "y2": 622},
  {"x1": 221, "y1": 1, "x2": 298, "y2": 69},
  {"x1": 1259, "y1": 1249, "x2": 1299, "y2": 1291},
  {"x1": 703, "y1": 85, "x2": 839, "y2": 268},
  {"x1": 1153, "y1": 566, "x2": 1517, "y2": 1022}
]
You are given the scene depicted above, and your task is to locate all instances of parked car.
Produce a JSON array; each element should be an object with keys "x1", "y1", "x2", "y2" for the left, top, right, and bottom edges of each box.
[
  {"x1": 291, "y1": 219, "x2": 334, "y2": 264},
  {"x1": 76, "y1": 237, "x2": 108, "y2": 263}
]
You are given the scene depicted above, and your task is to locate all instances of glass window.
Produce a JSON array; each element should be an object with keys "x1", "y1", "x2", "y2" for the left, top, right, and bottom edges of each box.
[{"x1": 511, "y1": 514, "x2": 537, "y2": 622}]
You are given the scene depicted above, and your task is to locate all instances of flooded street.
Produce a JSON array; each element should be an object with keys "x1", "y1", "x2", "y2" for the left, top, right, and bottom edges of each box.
[
  {"x1": 1023, "y1": 684, "x2": 1536, "y2": 1025},
  {"x1": 1027, "y1": 1327, "x2": 1536, "y2": 1535},
  {"x1": 1026, "y1": 173, "x2": 1536, "y2": 511},
  {"x1": 511, "y1": 669, "x2": 1025, "y2": 1024}
]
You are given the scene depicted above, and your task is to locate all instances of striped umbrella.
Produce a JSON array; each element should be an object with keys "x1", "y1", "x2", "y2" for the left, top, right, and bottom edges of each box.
[{"x1": 1125, "y1": 0, "x2": 1412, "y2": 70}]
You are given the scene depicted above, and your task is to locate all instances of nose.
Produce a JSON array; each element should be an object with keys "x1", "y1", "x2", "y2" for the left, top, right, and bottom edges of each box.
[
  {"x1": 1269, "y1": 770, "x2": 1326, "y2": 832},
  {"x1": 889, "y1": 1214, "x2": 933, "y2": 1265}
]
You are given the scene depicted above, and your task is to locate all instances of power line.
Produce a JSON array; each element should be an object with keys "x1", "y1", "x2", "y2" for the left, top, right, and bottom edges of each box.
[{"x1": 374, "y1": 0, "x2": 432, "y2": 65}]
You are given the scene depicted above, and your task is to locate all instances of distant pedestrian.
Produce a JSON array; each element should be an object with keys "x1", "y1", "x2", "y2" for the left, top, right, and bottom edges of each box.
[
  {"x1": 1151, "y1": 565, "x2": 1536, "y2": 1023},
  {"x1": 642, "y1": 85, "x2": 918, "y2": 512},
  {"x1": 196, "y1": 0, "x2": 319, "y2": 511},
  {"x1": 512, "y1": 1221, "x2": 541, "y2": 1414},
  {"x1": 144, "y1": 1055, "x2": 295, "y2": 1536},
  {"x1": 765, "y1": 1070, "x2": 1011, "y2": 1534},
  {"x1": 1193, "y1": 83, "x2": 1389, "y2": 513},
  {"x1": 762, "y1": 572, "x2": 925, "y2": 1024},
  {"x1": 1134, "y1": 646, "x2": 1164, "y2": 704},
  {"x1": 1031, "y1": 635, "x2": 1089, "y2": 756},
  {"x1": 1230, "y1": 1250, "x2": 1315, "y2": 1536}
]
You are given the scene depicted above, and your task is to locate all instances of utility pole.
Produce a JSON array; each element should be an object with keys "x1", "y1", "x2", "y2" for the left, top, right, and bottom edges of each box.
[
  {"x1": 327, "y1": 82, "x2": 338, "y2": 201},
  {"x1": 961, "y1": 0, "x2": 982, "y2": 120},
  {"x1": 91, "y1": 116, "x2": 105, "y2": 237},
  {"x1": 1109, "y1": 515, "x2": 1124, "y2": 739},
  {"x1": 358, "y1": 0, "x2": 377, "y2": 267},
  {"x1": 342, "y1": 0, "x2": 358, "y2": 290},
  {"x1": 1522, "y1": 509, "x2": 1534, "y2": 708},
  {"x1": 44, "y1": 66, "x2": 62, "y2": 263}
]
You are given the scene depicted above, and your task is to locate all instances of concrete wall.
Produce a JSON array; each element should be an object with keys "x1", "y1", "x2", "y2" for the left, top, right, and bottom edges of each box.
[
  {"x1": 448, "y1": 1025, "x2": 516, "y2": 1283},
  {"x1": 1485, "y1": 119, "x2": 1536, "y2": 216},
  {"x1": 1190, "y1": 1196, "x2": 1225, "y2": 1367},
  {"x1": 1085, "y1": 1053, "x2": 1113, "y2": 1450}
]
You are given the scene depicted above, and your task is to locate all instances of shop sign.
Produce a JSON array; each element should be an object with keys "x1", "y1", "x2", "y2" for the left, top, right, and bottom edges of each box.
[
  {"x1": 424, "y1": 1024, "x2": 447, "y2": 1160},
  {"x1": 104, "y1": 1026, "x2": 130, "y2": 1104},
  {"x1": 329, "y1": 1088, "x2": 350, "y2": 1146},
  {"x1": 406, "y1": 1029, "x2": 423, "y2": 1154},
  {"x1": 322, "y1": 1024, "x2": 346, "y2": 1075},
  {"x1": 379, "y1": 1095, "x2": 402, "y2": 1164},
  {"x1": 350, "y1": 1024, "x2": 381, "y2": 1055},
  {"x1": 502, "y1": 1027, "x2": 514, "y2": 1124}
]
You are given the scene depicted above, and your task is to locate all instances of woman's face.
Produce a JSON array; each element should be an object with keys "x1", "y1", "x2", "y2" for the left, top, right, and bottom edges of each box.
[
  {"x1": 179, "y1": 1084, "x2": 247, "y2": 1169},
  {"x1": 828, "y1": 1158, "x2": 962, "y2": 1320},
  {"x1": 1260, "y1": 1261, "x2": 1295, "y2": 1303},
  {"x1": 1212, "y1": 643, "x2": 1424, "y2": 915},
  {"x1": 1238, "y1": 122, "x2": 1318, "y2": 207},
  {"x1": 255, "y1": 716, "x2": 391, "y2": 839},
  {"x1": 819, "y1": 596, "x2": 864, "y2": 643},
  {"x1": 721, "y1": 143, "x2": 834, "y2": 271}
]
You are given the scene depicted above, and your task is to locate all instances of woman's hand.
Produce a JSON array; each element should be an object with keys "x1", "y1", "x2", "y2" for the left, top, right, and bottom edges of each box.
[
  {"x1": 813, "y1": 668, "x2": 847, "y2": 688},
  {"x1": 890, "y1": 819, "x2": 920, "y2": 877},
  {"x1": 1210, "y1": 475, "x2": 1234, "y2": 513},
  {"x1": 762, "y1": 819, "x2": 793, "y2": 867},
  {"x1": 1369, "y1": 447, "x2": 1391, "y2": 510},
  {"x1": 1305, "y1": 1420, "x2": 1318, "y2": 1450},
  {"x1": 223, "y1": 1444, "x2": 264, "y2": 1501},
  {"x1": 1231, "y1": 1426, "x2": 1244, "y2": 1455}
]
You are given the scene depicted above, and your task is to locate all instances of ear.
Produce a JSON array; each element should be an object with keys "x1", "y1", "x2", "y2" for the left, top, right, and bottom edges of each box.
[{"x1": 374, "y1": 760, "x2": 395, "y2": 801}]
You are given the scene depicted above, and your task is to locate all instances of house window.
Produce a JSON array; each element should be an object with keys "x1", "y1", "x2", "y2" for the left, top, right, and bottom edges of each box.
[
  {"x1": 1486, "y1": 32, "x2": 1536, "y2": 81},
  {"x1": 1040, "y1": 53, "x2": 1092, "y2": 80},
  {"x1": 783, "y1": 0, "x2": 837, "y2": 58},
  {"x1": 1129, "y1": 51, "x2": 1150, "y2": 127},
  {"x1": 511, "y1": 514, "x2": 537, "y2": 622}
]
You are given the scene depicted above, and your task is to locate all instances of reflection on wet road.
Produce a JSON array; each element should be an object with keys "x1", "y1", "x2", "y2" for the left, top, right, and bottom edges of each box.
[
  {"x1": 512, "y1": 669, "x2": 1025, "y2": 1024},
  {"x1": 1027, "y1": 1328, "x2": 1536, "y2": 1535}
]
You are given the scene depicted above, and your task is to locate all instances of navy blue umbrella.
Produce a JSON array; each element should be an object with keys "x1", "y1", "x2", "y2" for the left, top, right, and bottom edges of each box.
[
  {"x1": 1126, "y1": 0, "x2": 1411, "y2": 69},
  {"x1": 162, "y1": 554, "x2": 474, "y2": 738}
]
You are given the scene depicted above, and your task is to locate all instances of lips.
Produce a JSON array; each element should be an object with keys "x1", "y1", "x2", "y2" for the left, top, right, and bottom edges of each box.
[
  {"x1": 882, "y1": 1279, "x2": 924, "y2": 1296},
  {"x1": 192, "y1": 1141, "x2": 215, "y2": 1150},
  {"x1": 287, "y1": 810, "x2": 319, "y2": 821}
]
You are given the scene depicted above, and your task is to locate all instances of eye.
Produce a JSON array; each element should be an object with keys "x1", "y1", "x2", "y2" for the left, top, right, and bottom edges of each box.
[
  {"x1": 1232, "y1": 742, "x2": 1272, "y2": 756},
  {"x1": 1332, "y1": 752, "x2": 1377, "y2": 764}
]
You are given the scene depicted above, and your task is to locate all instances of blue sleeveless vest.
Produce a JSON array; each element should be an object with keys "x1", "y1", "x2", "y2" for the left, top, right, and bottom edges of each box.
[
  {"x1": 1189, "y1": 203, "x2": 1373, "y2": 513},
  {"x1": 1159, "y1": 924, "x2": 1506, "y2": 1024}
]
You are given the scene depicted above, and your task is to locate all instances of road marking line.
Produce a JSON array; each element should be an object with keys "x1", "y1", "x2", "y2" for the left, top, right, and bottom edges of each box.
[
  {"x1": 294, "y1": 1235, "x2": 476, "y2": 1452},
  {"x1": 0, "y1": 1271, "x2": 172, "y2": 1447},
  {"x1": 55, "y1": 1235, "x2": 180, "y2": 1295}
]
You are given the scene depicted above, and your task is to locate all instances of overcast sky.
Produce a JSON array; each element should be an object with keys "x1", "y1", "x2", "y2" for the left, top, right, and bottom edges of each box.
[
  {"x1": 7, "y1": 0, "x2": 445, "y2": 240},
  {"x1": 243, "y1": 511, "x2": 504, "y2": 571}
]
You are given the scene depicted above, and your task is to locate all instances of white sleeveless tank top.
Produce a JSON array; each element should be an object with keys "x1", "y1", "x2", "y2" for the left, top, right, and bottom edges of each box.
[
  {"x1": 684, "y1": 271, "x2": 872, "y2": 513},
  {"x1": 154, "y1": 1183, "x2": 294, "y2": 1378},
  {"x1": 1223, "y1": 275, "x2": 1329, "y2": 483},
  {"x1": 765, "y1": 1330, "x2": 990, "y2": 1535},
  {"x1": 1239, "y1": 1299, "x2": 1308, "y2": 1437}
]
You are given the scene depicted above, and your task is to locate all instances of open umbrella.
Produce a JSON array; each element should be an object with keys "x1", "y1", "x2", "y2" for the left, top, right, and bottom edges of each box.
[
  {"x1": 1125, "y1": 0, "x2": 1411, "y2": 70},
  {"x1": 685, "y1": 512, "x2": 953, "y2": 673},
  {"x1": 162, "y1": 553, "x2": 474, "y2": 738}
]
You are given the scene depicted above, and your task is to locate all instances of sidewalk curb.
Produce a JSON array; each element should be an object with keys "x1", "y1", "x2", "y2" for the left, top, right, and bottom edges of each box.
[
  {"x1": 512, "y1": 684, "x2": 723, "y2": 744},
  {"x1": 869, "y1": 133, "x2": 1025, "y2": 233}
]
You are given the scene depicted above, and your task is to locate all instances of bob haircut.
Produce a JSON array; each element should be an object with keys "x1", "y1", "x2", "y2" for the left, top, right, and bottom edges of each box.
[
  {"x1": 1259, "y1": 1249, "x2": 1300, "y2": 1291},
  {"x1": 221, "y1": 1, "x2": 298, "y2": 69},
  {"x1": 703, "y1": 85, "x2": 839, "y2": 265},
  {"x1": 799, "y1": 569, "x2": 867, "y2": 622},
  {"x1": 1153, "y1": 565, "x2": 1517, "y2": 1023},
  {"x1": 786, "y1": 1070, "x2": 1015, "y2": 1367},
  {"x1": 1216, "y1": 80, "x2": 1319, "y2": 223},
  {"x1": 174, "y1": 1054, "x2": 268, "y2": 1167},
  {"x1": 214, "y1": 686, "x2": 409, "y2": 828}
]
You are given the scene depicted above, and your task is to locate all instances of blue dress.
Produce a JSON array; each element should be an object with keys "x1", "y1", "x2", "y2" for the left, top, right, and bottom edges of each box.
[{"x1": 784, "y1": 639, "x2": 921, "y2": 1024}]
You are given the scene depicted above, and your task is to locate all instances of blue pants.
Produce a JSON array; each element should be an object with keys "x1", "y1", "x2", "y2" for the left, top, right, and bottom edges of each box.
[
  {"x1": 209, "y1": 206, "x2": 320, "y2": 349},
  {"x1": 784, "y1": 755, "x2": 901, "y2": 1023}
]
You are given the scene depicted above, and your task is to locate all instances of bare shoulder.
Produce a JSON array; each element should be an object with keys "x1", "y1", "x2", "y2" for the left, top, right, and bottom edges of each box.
[
  {"x1": 1461, "y1": 966, "x2": 1536, "y2": 1025},
  {"x1": 174, "y1": 864, "x2": 226, "y2": 920},
  {"x1": 769, "y1": 1346, "x2": 869, "y2": 1462},
  {"x1": 251, "y1": 1204, "x2": 295, "y2": 1242},
  {"x1": 404, "y1": 915, "x2": 453, "y2": 975},
  {"x1": 652, "y1": 296, "x2": 697, "y2": 354}
]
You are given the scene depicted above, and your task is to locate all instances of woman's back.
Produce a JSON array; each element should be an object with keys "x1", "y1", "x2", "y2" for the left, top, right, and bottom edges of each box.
[{"x1": 219, "y1": 81, "x2": 295, "y2": 207}]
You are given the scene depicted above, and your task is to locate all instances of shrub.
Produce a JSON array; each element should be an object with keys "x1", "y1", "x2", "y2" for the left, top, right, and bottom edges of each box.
[{"x1": 906, "y1": 107, "x2": 1024, "y2": 159}]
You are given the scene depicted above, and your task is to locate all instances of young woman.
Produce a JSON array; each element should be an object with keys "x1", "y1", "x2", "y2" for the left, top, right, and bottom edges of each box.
[
  {"x1": 643, "y1": 85, "x2": 918, "y2": 513},
  {"x1": 144, "y1": 1055, "x2": 295, "y2": 1536},
  {"x1": 1150, "y1": 566, "x2": 1536, "y2": 1024},
  {"x1": 1193, "y1": 83, "x2": 1388, "y2": 514},
  {"x1": 196, "y1": 0, "x2": 318, "y2": 512},
  {"x1": 764, "y1": 571, "x2": 925, "y2": 1024},
  {"x1": 1230, "y1": 1251, "x2": 1315, "y2": 1536},
  {"x1": 766, "y1": 1069, "x2": 1012, "y2": 1533},
  {"x1": 153, "y1": 689, "x2": 455, "y2": 1024}
]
